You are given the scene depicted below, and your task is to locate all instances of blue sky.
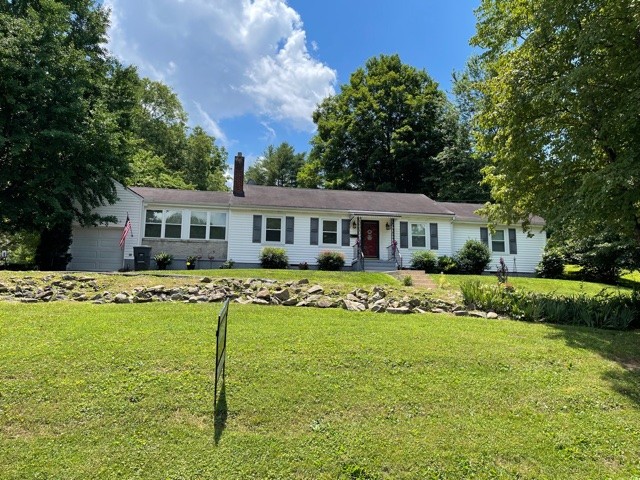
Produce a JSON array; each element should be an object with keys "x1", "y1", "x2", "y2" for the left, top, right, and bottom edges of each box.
[{"x1": 105, "y1": 0, "x2": 480, "y2": 172}]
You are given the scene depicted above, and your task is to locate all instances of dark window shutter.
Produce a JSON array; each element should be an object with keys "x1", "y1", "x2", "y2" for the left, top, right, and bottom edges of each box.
[
  {"x1": 341, "y1": 219, "x2": 350, "y2": 246},
  {"x1": 508, "y1": 228, "x2": 517, "y2": 254},
  {"x1": 252, "y1": 215, "x2": 262, "y2": 243},
  {"x1": 480, "y1": 227, "x2": 489, "y2": 246},
  {"x1": 430, "y1": 223, "x2": 439, "y2": 250},
  {"x1": 285, "y1": 217, "x2": 294, "y2": 244},
  {"x1": 400, "y1": 221, "x2": 408, "y2": 249},
  {"x1": 310, "y1": 218, "x2": 319, "y2": 245}
]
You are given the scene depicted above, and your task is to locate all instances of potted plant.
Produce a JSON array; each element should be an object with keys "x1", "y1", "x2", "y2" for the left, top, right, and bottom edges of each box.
[
  {"x1": 186, "y1": 255, "x2": 198, "y2": 270},
  {"x1": 153, "y1": 252, "x2": 173, "y2": 270}
]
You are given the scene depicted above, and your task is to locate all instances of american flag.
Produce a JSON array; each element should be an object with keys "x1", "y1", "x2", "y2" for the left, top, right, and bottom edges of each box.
[{"x1": 120, "y1": 214, "x2": 132, "y2": 249}]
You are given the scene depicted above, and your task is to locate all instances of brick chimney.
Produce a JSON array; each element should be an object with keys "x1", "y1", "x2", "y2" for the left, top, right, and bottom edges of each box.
[{"x1": 233, "y1": 152, "x2": 245, "y2": 197}]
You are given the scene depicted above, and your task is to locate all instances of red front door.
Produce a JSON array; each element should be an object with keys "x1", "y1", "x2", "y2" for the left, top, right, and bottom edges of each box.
[{"x1": 361, "y1": 221, "x2": 379, "y2": 258}]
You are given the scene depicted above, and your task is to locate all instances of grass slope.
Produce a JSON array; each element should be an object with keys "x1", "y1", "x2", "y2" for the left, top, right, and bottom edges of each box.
[
  {"x1": 1, "y1": 303, "x2": 639, "y2": 479},
  {"x1": 435, "y1": 273, "x2": 634, "y2": 297}
]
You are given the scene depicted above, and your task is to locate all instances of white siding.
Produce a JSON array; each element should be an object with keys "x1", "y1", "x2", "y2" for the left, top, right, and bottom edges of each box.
[
  {"x1": 452, "y1": 222, "x2": 546, "y2": 273},
  {"x1": 228, "y1": 209, "x2": 356, "y2": 266},
  {"x1": 396, "y1": 216, "x2": 454, "y2": 266},
  {"x1": 68, "y1": 182, "x2": 143, "y2": 270}
]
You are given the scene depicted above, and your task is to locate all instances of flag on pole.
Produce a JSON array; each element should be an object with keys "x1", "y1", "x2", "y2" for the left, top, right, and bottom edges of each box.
[{"x1": 120, "y1": 214, "x2": 132, "y2": 249}]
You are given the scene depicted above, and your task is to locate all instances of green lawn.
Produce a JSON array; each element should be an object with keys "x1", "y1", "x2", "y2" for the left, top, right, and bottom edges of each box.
[{"x1": 1, "y1": 302, "x2": 639, "y2": 479}]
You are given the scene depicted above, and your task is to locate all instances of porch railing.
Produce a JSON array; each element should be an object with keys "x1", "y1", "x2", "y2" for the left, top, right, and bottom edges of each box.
[
  {"x1": 353, "y1": 240, "x2": 365, "y2": 271},
  {"x1": 387, "y1": 242, "x2": 403, "y2": 269}
]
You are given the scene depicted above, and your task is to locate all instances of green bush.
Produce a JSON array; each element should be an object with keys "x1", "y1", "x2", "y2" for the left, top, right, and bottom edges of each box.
[
  {"x1": 153, "y1": 252, "x2": 173, "y2": 270},
  {"x1": 410, "y1": 250, "x2": 437, "y2": 272},
  {"x1": 456, "y1": 240, "x2": 491, "y2": 274},
  {"x1": 317, "y1": 250, "x2": 345, "y2": 271},
  {"x1": 220, "y1": 259, "x2": 234, "y2": 269},
  {"x1": 437, "y1": 255, "x2": 459, "y2": 273},
  {"x1": 536, "y1": 248, "x2": 565, "y2": 278},
  {"x1": 402, "y1": 275, "x2": 413, "y2": 286},
  {"x1": 259, "y1": 247, "x2": 289, "y2": 269}
]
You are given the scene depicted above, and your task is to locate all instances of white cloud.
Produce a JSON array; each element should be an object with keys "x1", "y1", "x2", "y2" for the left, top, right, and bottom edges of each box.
[
  {"x1": 105, "y1": 0, "x2": 336, "y2": 132},
  {"x1": 260, "y1": 121, "x2": 277, "y2": 143},
  {"x1": 194, "y1": 102, "x2": 229, "y2": 146}
]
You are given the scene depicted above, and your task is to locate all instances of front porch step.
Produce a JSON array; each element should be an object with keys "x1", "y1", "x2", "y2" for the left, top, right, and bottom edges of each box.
[{"x1": 362, "y1": 259, "x2": 397, "y2": 272}]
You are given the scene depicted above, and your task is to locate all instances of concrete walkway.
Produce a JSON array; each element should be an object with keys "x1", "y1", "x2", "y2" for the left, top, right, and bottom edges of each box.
[{"x1": 395, "y1": 270, "x2": 437, "y2": 289}]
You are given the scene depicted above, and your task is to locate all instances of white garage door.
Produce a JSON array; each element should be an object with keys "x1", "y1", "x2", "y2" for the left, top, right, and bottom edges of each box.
[{"x1": 68, "y1": 228, "x2": 123, "y2": 272}]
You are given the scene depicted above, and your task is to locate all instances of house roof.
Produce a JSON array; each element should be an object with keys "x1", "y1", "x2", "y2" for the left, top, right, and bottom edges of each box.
[
  {"x1": 129, "y1": 187, "x2": 231, "y2": 207},
  {"x1": 130, "y1": 185, "x2": 454, "y2": 216},
  {"x1": 129, "y1": 185, "x2": 544, "y2": 225},
  {"x1": 231, "y1": 185, "x2": 454, "y2": 216},
  {"x1": 439, "y1": 202, "x2": 545, "y2": 226}
]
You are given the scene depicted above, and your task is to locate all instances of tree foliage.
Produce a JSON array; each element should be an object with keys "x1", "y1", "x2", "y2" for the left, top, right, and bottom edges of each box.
[
  {"x1": 311, "y1": 54, "x2": 452, "y2": 195},
  {"x1": 245, "y1": 143, "x2": 305, "y2": 187},
  {"x1": 0, "y1": 0, "x2": 130, "y2": 234},
  {"x1": 126, "y1": 78, "x2": 228, "y2": 191},
  {"x1": 471, "y1": 0, "x2": 640, "y2": 244}
]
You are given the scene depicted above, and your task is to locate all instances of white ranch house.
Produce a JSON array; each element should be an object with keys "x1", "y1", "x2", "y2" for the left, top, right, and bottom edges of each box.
[{"x1": 68, "y1": 153, "x2": 546, "y2": 273}]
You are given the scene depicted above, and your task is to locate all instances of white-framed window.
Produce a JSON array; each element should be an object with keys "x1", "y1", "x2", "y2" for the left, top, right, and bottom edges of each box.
[
  {"x1": 265, "y1": 217, "x2": 282, "y2": 242},
  {"x1": 411, "y1": 223, "x2": 426, "y2": 248},
  {"x1": 144, "y1": 210, "x2": 163, "y2": 238},
  {"x1": 189, "y1": 211, "x2": 227, "y2": 240},
  {"x1": 144, "y1": 209, "x2": 182, "y2": 238},
  {"x1": 145, "y1": 209, "x2": 227, "y2": 240},
  {"x1": 322, "y1": 219, "x2": 338, "y2": 245},
  {"x1": 492, "y1": 229, "x2": 505, "y2": 252},
  {"x1": 190, "y1": 211, "x2": 207, "y2": 239},
  {"x1": 209, "y1": 212, "x2": 226, "y2": 240},
  {"x1": 164, "y1": 210, "x2": 182, "y2": 238}
]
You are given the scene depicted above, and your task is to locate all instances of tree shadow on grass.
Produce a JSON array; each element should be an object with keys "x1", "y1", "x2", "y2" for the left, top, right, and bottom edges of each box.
[
  {"x1": 214, "y1": 383, "x2": 227, "y2": 445},
  {"x1": 546, "y1": 325, "x2": 640, "y2": 407}
]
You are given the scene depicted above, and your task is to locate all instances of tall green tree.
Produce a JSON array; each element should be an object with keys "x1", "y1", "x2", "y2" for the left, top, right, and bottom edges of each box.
[
  {"x1": 296, "y1": 155, "x2": 324, "y2": 189},
  {"x1": 310, "y1": 54, "x2": 453, "y2": 195},
  {"x1": 472, "y1": 0, "x2": 640, "y2": 243},
  {"x1": 245, "y1": 142, "x2": 305, "y2": 187},
  {"x1": 183, "y1": 126, "x2": 228, "y2": 191},
  {"x1": 126, "y1": 77, "x2": 228, "y2": 191},
  {"x1": 436, "y1": 60, "x2": 490, "y2": 203},
  {"x1": 0, "y1": 0, "x2": 131, "y2": 268}
]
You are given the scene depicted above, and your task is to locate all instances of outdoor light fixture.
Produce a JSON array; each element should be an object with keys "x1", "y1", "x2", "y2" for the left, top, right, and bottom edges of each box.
[{"x1": 385, "y1": 222, "x2": 390, "y2": 230}]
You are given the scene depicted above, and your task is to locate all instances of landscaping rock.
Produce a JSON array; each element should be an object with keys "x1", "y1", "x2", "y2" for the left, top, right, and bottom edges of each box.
[
  {"x1": 316, "y1": 297, "x2": 335, "y2": 308},
  {"x1": 468, "y1": 311, "x2": 487, "y2": 318},
  {"x1": 114, "y1": 293, "x2": 131, "y2": 304},
  {"x1": 431, "y1": 308, "x2": 446, "y2": 314},
  {"x1": 200, "y1": 277, "x2": 212, "y2": 283},
  {"x1": 453, "y1": 310, "x2": 468, "y2": 316},
  {"x1": 307, "y1": 285, "x2": 324, "y2": 295},
  {"x1": 273, "y1": 288, "x2": 291, "y2": 302},
  {"x1": 343, "y1": 299, "x2": 366, "y2": 312},
  {"x1": 487, "y1": 312, "x2": 499, "y2": 319},
  {"x1": 209, "y1": 291, "x2": 226, "y2": 302},
  {"x1": 133, "y1": 296, "x2": 153, "y2": 303},
  {"x1": 256, "y1": 288, "x2": 271, "y2": 300}
]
